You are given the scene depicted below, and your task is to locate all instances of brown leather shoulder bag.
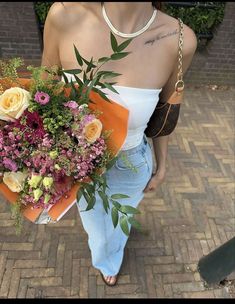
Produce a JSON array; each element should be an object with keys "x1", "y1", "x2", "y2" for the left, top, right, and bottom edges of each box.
[{"x1": 144, "y1": 18, "x2": 184, "y2": 138}]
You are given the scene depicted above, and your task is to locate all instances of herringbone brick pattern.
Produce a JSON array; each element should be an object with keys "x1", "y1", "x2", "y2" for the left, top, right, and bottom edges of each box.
[{"x1": 0, "y1": 86, "x2": 234, "y2": 298}]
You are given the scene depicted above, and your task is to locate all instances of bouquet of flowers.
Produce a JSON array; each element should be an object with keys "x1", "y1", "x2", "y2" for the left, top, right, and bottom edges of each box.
[{"x1": 0, "y1": 32, "x2": 141, "y2": 236}]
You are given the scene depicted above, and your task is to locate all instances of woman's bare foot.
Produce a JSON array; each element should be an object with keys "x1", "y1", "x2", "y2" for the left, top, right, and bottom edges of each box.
[{"x1": 100, "y1": 272, "x2": 118, "y2": 286}]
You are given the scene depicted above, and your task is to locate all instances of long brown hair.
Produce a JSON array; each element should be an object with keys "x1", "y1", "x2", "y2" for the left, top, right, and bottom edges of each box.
[{"x1": 152, "y1": 2, "x2": 162, "y2": 10}]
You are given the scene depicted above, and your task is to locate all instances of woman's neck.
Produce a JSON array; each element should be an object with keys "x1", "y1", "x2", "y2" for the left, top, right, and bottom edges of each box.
[{"x1": 101, "y1": 2, "x2": 155, "y2": 34}]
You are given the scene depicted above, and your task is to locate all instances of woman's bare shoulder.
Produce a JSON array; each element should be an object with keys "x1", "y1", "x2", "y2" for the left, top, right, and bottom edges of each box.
[
  {"x1": 45, "y1": 2, "x2": 84, "y2": 31},
  {"x1": 158, "y1": 11, "x2": 197, "y2": 57}
]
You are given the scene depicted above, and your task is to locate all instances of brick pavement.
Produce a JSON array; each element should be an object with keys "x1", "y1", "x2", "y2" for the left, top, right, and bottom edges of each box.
[{"x1": 0, "y1": 85, "x2": 234, "y2": 298}]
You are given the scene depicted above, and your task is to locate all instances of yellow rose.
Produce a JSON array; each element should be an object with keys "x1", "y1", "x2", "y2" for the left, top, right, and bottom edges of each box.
[
  {"x1": 0, "y1": 87, "x2": 31, "y2": 121},
  {"x1": 84, "y1": 119, "x2": 102, "y2": 143},
  {"x1": 3, "y1": 171, "x2": 27, "y2": 193}
]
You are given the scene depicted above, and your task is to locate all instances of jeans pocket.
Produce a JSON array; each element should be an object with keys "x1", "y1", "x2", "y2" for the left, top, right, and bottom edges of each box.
[
  {"x1": 114, "y1": 150, "x2": 147, "y2": 171},
  {"x1": 114, "y1": 137, "x2": 149, "y2": 171}
]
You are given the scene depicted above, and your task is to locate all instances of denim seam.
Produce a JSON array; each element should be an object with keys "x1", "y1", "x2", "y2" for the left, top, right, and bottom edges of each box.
[{"x1": 102, "y1": 209, "x2": 118, "y2": 276}]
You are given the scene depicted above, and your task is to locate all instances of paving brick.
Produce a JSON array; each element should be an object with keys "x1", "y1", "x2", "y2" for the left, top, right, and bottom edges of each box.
[
  {"x1": 13, "y1": 260, "x2": 47, "y2": 269},
  {"x1": 0, "y1": 259, "x2": 14, "y2": 297},
  {"x1": 71, "y1": 259, "x2": 80, "y2": 296},
  {"x1": 42, "y1": 286, "x2": 71, "y2": 298},
  {"x1": 163, "y1": 284, "x2": 173, "y2": 298},
  {"x1": 145, "y1": 265, "x2": 157, "y2": 298},
  {"x1": 153, "y1": 264, "x2": 184, "y2": 274},
  {"x1": 172, "y1": 282, "x2": 205, "y2": 293},
  {"x1": 183, "y1": 290, "x2": 217, "y2": 298},
  {"x1": 27, "y1": 277, "x2": 63, "y2": 287},
  {"x1": 2, "y1": 243, "x2": 34, "y2": 251},
  {"x1": 62, "y1": 250, "x2": 72, "y2": 287},
  {"x1": 20, "y1": 268, "x2": 55, "y2": 278},
  {"x1": 162, "y1": 273, "x2": 194, "y2": 284},
  {"x1": 88, "y1": 276, "x2": 97, "y2": 298},
  {"x1": 79, "y1": 267, "x2": 89, "y2": 298}
]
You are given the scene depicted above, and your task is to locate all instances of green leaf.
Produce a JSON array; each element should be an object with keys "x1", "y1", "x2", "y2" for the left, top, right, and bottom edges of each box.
[
  {"x1": 96, "y1": 82, "x2": 106, "y2": 89},
  {"x1": 128, "y1": 216, "x2": 142, "y2": 230},
  {"x1": 86, "y1": 57, "x2": 95, "y2": 73},
  {"x1": 90, "y1": 173, "x2": 104, "y2": 185},
  {"x1": 120, "y1": 215, "x2": 130, "y2": 236},
  {"x1": 70, "y1": 79, "x2": 80, "y2": 99},
  {"x1": 110, "y1": 200, "x2": 121, "y2": 210},
  {"x1": 79, "y1": 186, "x2": 96, "y2": 211},
  {"x1": 82, "y1": 182, "x2": 95, "y2": 194},
  {"x1": 90, "y1": 69, "x2": 94, "y2": 80},
  {"x1": 101, "y1": 174, "x2": 107, "y2": 191},
  {"x1": 97, "y1": 70, "x2": 111, "y2": 77},
  {"x1": 111, "y1": 207, "x2": 119, "y2": 228},
  {"x1": 111, "y1": 194, "x2": 130, "y2": 200},
  {"x1": 80, "y1": 187, "x2": 90, "y2": 203},
  {"x1": 106, "y1": 156, "x2": 118, "y2": 170},
  {"x1": 81, "y1": 55, "x2": 96, "y2": 67},
  {"x1": 102, "y1": 71, "x2": 122, "y2": 79},
  {"x1": 110, "y1": 52, "x2": 132, "y2": 60},
  {"x1": 119, "y1": 205, "x2": 140, "y2": 214},
  {"x1": 69, "y1": 80, "x2": 77, "y2": 100},
  {"x1": 62, "y1": 68, "x2": 82, "y2": 75},
  {"x1": 61, "y1": 72, "x2": 69, "y2": 84},
  {"x1": 73, "y1": 74, "x2": 84, "y2": 88},
  {"x1": 73, "y1": 44, "x2": 83, "y2": 66},
  {"x1": 116, "y1": 38, "x2": 133, "y2": 52},
  {"x1": 85, "y1": 77, "x2": 97, "y2": 99},
  {"x1": 98, "y1": 190, "x2": 109, "y2": 213},
  {"x1": 85, "y1": 195, "x2": 96, "y2": 211},
  {"x1": 98, "y1": 57, "x2": 110, "y2": 63},
  {"x1": 83, "y1": 73, "x2": 87, "y2": 83},
  {"x1": 96, "y1": 89, "x2": 111, "y2": 102},
  {"x1": 103, "y1": 82, "x2": 119, "y2": 94},
  {"x1": 76, "y1": 189, "x2": 83, "y2": 203},
  {"x1": 110, "y1": 31, "x2": 118, "y2": 52}
]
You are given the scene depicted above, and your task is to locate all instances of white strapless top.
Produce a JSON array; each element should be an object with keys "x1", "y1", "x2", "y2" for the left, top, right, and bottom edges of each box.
[{"x1": 61, "y1": 72, "x2": 162, "y2": 150}]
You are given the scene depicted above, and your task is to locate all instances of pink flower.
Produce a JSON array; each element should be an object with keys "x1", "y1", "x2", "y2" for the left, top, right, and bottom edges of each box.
[
  {"x1": 3, "y1": 158, "x2": 18, "y2": 172},
  {"x1": 63, "y1": 101, "x2": 78, "y2": 109},
  {"x1": 34, "y1": 91, "x2": 50, "y2": 105}
]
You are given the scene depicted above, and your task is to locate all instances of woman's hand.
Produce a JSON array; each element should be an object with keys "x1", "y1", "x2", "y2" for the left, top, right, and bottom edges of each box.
[{"x1": 143, "y1": 169, "x2": 166, "y2": 193}]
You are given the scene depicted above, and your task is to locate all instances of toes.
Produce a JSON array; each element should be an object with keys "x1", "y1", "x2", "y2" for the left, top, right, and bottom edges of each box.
[
  {"x1": 104, "y1": 275, "x2": 111, "y2": 283},
  {"x1": 110, "y1": 276, "x2": 116, "y2": 284},
  {"x1": 103, "y1": 274, "x2": 117, "y2": 285}
]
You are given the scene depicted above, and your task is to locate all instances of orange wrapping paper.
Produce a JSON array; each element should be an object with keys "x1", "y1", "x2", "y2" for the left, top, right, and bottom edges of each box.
[{"x1": 0, "y1": 78, "x2": 129, "y2": 222}]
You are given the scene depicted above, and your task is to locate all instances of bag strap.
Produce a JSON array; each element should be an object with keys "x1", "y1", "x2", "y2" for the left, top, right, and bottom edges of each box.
[
  {"x1": 175, "y1": 18, "x2": 184, "y2": 94},
  {"x1": 167, "y1": 18, "x2": 184, "y2": 105}
]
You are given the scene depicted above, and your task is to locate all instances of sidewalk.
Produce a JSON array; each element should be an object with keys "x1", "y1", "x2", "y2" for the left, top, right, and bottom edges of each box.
[{"x1": 0, "y1": 85, "x2": 234, "y2": 298}]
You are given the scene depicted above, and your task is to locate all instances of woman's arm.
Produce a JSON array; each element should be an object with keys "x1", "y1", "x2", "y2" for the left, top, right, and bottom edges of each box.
[
  {"x1": 40, "y1": 3, "x2": 64, "y2": 81},
  {"x1": 144, "y1": 24, "x2": 197, "y2": 192}
]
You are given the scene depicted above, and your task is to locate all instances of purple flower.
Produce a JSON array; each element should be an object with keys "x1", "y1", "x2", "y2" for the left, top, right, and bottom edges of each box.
[
  {"x1": 3, "y1": 158, "x2": 18, "y2": 172},
  {"x1": 34, "y1": 91, "x2": 50, "y2": 105},
  {"x1": 63, "y1": 100, "x2": 78, "y2": 109}
]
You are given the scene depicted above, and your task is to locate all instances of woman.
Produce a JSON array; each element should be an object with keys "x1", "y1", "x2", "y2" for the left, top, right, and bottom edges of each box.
[{"x1": 41, "y1": 2, "x2": 197, "y2": 286}]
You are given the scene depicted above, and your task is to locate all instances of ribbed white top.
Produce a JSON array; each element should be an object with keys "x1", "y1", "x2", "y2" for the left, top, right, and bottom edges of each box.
[{"x1": 61, "y1": 72, "x2": 162, "y2": 150}]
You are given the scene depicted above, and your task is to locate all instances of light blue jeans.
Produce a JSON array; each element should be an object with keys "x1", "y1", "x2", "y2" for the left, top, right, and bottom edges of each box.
[{"x1": 76, "y1": 134, "x2": 153, "y2": 276}]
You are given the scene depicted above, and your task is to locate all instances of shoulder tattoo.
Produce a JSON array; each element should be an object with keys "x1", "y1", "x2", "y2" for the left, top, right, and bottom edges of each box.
[{"x1": 144, "y1": 29, "x2": 179, "y2": 46}]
